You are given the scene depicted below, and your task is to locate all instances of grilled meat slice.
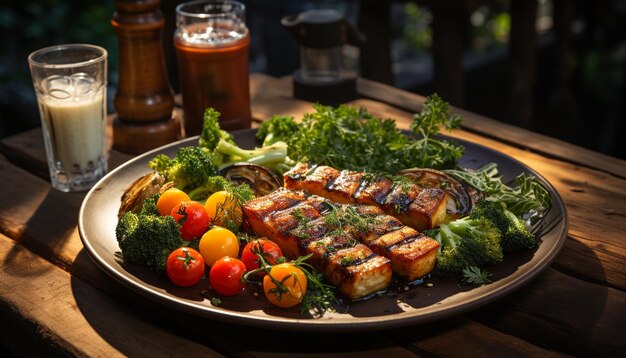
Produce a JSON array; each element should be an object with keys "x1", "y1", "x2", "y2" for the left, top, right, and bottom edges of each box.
[
  {"x1": 284, "y1": 163, "x2": 447, "y2": 230},
  {"x1": 385, "y1": 233, "x2": 440, "y2": 281},
  {"x1": 242, "y1": 187, "x2": 309, "y2": 239},
  {"x1": 324, "y1": 169, "x2": 366, "y2": 204},
  {"x1": 316, "y1": 244, "x2": 392, "y2": 300},
  {"x1": 243, "y1": 192, "x2": 393, "y2": 299},
  {"x1": 346, "y1": 206, "x2": 440, "y2": 281},
  {"x1": 243, "y1": 188, "x2": 441, "y2": 299}
]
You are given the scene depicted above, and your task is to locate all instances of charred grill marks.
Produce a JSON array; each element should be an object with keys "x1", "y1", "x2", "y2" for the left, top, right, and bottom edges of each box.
[
  {"x1": 243, "y1": 186, "x2": 441, "y2": 299},
  {"x1": 284, "y1": 163, "x2": 448, "y2": 230}
]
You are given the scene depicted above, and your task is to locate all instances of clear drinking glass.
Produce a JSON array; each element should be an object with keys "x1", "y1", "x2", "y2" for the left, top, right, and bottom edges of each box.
[
  {"x1": 28, "y1": 44, "x2": 108, "y2": 192},
  {"x1": 175, "y1": 0, "x2": 251, "y2": 135}
]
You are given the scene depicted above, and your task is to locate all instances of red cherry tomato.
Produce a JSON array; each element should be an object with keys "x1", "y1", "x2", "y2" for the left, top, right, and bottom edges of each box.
[
  {"x1": 241, "y1": 239, "x2": 283, "y2": 274},
  {"x1": 166, "y1": 247, "x2": 205, "y2": 287},
  {"x1": 209, "y1": 257, "x2": 246, "y2": 296},
  {"x1": 171, "y1": 201, "x2": 211, "y2": 240}
]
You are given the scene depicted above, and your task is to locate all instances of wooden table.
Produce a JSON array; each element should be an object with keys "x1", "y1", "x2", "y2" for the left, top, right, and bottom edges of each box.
[{"x1": 1, "y1": 73, "x2": 624, "y2": 357}]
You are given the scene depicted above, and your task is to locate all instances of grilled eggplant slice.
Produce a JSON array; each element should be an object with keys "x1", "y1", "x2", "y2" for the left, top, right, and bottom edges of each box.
[
  {"x1": 219, "y1": 163, "x2": 283, "y2": 196},
  {"x1": 118, "y1": 172, "x2": 172, "y2": 219}
]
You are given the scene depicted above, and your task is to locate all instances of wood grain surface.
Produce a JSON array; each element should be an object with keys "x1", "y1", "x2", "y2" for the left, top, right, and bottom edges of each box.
[{"x1": 0, "y1": 73, "x2": 624, "y2": 357}]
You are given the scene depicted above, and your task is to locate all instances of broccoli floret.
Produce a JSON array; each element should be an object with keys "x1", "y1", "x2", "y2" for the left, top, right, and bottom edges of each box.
[
  {"x1": 501, "y1": 210, "x2": 536, "y2": 252},
  {"x1": 434, "y1": 212, "x2": 504, "y2": 276},
  {"x1": 256, "y1": 115, "x2": 300, "y2": 147},
  {"x1": 186, "y1": 175, "x2": 231, "y2": 202},
  {"x1": 199, "y1": 108, "x2": 235, "y2": 150},
  {"x1": 198, "y1": 108, "x2": 292, "y2": 171},
  {"x1": 471, "y1": 200, "x2": 536, "y2": 253},
  {"x1": 139, "y1": 194, "x2": 160, "y2": 216},
  {"x1": 115, "y1": 211, "x2": 183, "y2": 274},
  {"x1": 149, "y1": 146, "x2": 218, "y2": 192}
]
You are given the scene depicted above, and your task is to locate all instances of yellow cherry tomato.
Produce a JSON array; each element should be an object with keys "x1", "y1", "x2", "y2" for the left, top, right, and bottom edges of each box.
[
  {"x1": 204, "y1": 190, "x2": 243, "y2": 228},
  {"x1": 157, "y1": 188, "x2": 190, "y2": 216},
  {"x1": 199, "y1": 227, "x2": 239, "y2": 266},
  {"x1": 263, "y1": 263, "x2": 307, "y2": 308}
]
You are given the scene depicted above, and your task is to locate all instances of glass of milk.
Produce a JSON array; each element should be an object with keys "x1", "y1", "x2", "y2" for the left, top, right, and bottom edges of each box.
[{"x1": 28, "y1": 44, "x2": 108, "y2": 192}]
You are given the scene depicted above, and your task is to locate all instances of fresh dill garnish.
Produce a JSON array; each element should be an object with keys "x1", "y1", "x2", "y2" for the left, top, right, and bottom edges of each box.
[
  {"x1": 391, "y1": 175, "x2": 414, "y2": 192},
  {"x1": 321, "y1": 202, "x2": 380, "y2": 238},
  {"x1": 289, "y1": 208, "x2": 315, "y2": 239},
  {"x1": 340, "y1": 256, "x2": 356, "y2": 266},
  {"x1": 292, "y1": 208, "x2": 310, "y2": 225}
]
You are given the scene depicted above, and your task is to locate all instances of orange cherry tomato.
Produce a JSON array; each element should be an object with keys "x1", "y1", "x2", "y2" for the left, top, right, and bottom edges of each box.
[
  {"x1": 204, "y1": 190, "x2": 243, "y2": 229},
  {"x1": 263, "y1": 263, "x2": 307, "y2": 308},
  {"x1": 157, "y1": 188, "x2": 190, "y2": 216},
  {"x1": 198, "y1": 227, "x2": 239, "y2": 266}
]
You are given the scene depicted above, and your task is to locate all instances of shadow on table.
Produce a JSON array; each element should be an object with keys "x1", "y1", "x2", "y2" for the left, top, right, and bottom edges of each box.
[
  {"x1": 0, "y1": 184, "x2": 84, "y2": 278},
  {"x1": 469, "y1": 236, "x2": 617, "y2": 356}
]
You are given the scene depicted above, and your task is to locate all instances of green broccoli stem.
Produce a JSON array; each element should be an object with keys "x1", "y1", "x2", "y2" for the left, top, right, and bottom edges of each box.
[
  {"x1": 438, "y1": 225, "x2": 460, "y2": 249},
  {"x1": 503, "y1": 209, "x2": 528, "y2": 230},
  {"x1": 446, "y1": 217, "x2": 475, "y2": 236},
  {"x1": 215, "y1": 139, "x2": 288, "y2": 168}
]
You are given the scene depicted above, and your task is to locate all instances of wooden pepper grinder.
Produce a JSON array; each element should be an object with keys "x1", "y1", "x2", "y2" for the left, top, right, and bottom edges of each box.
[{"x1": 111, "y1": 0, "x2": 181, "y2": 154}]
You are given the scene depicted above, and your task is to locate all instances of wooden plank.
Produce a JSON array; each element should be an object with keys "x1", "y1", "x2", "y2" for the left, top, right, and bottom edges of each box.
[
  {"x1": 345, "y1": 99, "x2": 626, "y2": 291},
  {"x1": 0, "y1": 233, "x2": 223, "y2": 357},
  {"x1": 472, "y1": 267, "x2": 626, "y2": 356},
  {"x1": 353, "y1": 77, "x2": 626, "y2": 178},
  {"x1": 406, "y1": 317, "x2": 565, "y2": 357},
  {"x1": 252, "y1": 96, "x2": 312, "y2": 123},
  {"x1": 1, "y1": 169, "x2": 612, "y2": 357},
  {"x1": 0, "y1": 156, "x2": 84, "y2": 270}
]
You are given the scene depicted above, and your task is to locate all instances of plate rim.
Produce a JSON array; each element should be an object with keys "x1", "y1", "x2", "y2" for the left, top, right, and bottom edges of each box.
[{"x1": 78, "y1": 130, "x2": 568, "y2": 332}]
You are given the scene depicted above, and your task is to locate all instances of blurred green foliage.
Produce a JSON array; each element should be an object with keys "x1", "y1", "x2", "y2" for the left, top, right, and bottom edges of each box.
[
  {"x1": 0, "y1": 0, "x2": 118, "y2": 84},
  {"x1": 403, "y1": 1, "x2": 512, "y2": 54},
  {"x1": 403, "y1": 3, "x2": 432, "y2": 53}
]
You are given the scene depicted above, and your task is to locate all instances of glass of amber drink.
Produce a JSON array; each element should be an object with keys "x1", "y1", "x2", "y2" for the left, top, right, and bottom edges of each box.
[{"x1": 175, "y1": 0, "x2": 251, "y2": 136}]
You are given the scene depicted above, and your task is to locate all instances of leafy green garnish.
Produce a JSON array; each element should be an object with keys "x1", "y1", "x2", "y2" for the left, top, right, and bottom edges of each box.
[
  {"x1": 256, "y1": 94, "x2": 464, "y2": 173},
  {"x1": 461, "y1": 266, "x2": 492, "y2": 285},
  {"x1": 445, "y1": 163, "x2": 551, "y2": 217},
  {"x1": 403, "y1": 94, "x2": 464, "y2": 169}
]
